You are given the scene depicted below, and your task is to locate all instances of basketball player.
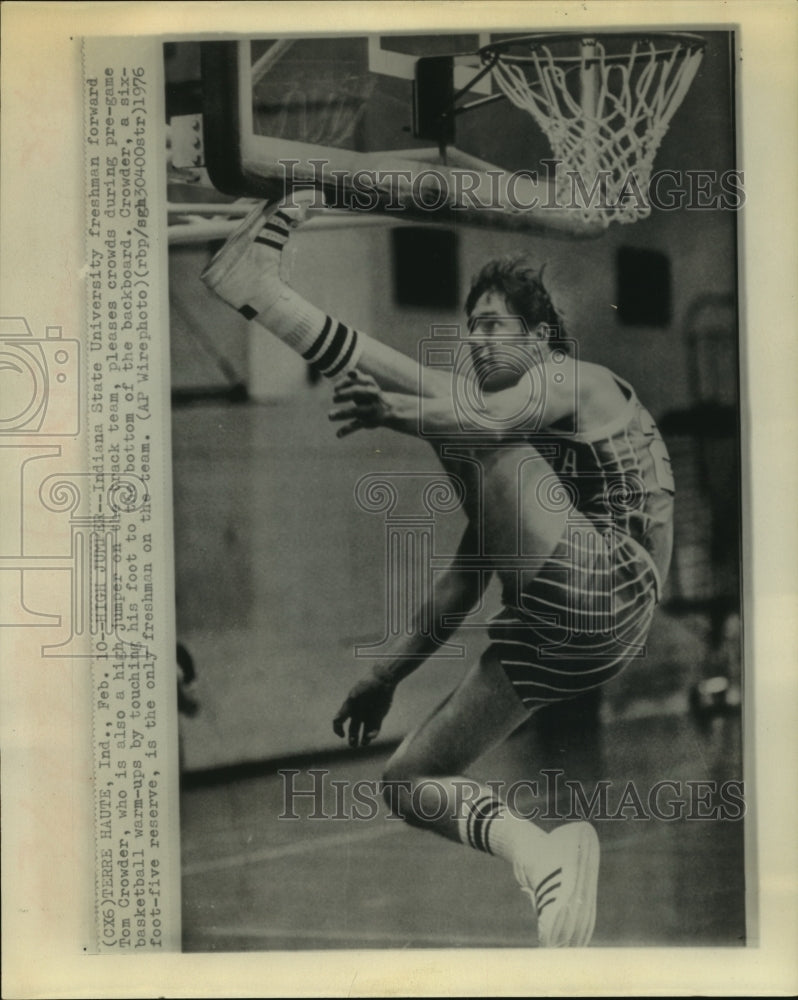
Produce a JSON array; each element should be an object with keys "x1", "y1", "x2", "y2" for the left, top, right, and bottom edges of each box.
[{"x1": 202, "y1": 198, "x2": 675, "y2": 948}]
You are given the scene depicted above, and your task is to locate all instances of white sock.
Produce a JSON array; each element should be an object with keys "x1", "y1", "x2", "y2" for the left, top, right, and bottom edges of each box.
[{"x1": 456, "y1": 792, "x2": 548, "y2": 863}]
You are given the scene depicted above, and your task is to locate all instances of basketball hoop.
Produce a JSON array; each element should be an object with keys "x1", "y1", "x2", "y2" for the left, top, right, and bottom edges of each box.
[{"x1": 479, "y1": 33, "x2": 705, "y2": 225}]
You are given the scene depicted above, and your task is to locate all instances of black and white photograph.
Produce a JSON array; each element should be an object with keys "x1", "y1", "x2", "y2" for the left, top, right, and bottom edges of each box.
[
  {"x1": 169, "y1": 28, "x2": 747, "y2": 952},
  {"x1": 2, "y1": 2, "x2": 798, "y2": 997}
]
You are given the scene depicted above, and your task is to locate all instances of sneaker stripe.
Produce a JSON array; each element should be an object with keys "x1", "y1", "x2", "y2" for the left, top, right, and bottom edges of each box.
[
  {"x1": 536, "y1": 894, "x2": 559, "y2": 915},
  {"x1": 535, "y1": 881, "x2": 561, "y2": 906},
  {"x1": 262, "y1": 222, "x2": 290, "y2": 237},
  {"x1": 534, "y1": 868, "x2": 562, "y2": 894},
  {"x1": 253, "y1": 236, "x2": 286, "y2": 252}
]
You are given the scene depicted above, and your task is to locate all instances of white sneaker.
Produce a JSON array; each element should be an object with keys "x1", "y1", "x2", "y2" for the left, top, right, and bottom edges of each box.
[
  {"x1": 201, "y1": 194, "x2": 313, "y2": 315},
  {"x1": 514, "y1": 822, "x2": 600, "y2": 947}
]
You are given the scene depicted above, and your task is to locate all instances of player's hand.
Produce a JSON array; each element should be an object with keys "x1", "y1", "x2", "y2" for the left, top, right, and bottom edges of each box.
[
  {"x1": 333, "y1": 673, "x2": 395, "y2": 748},
  {"x1": 328, "y1": 370, "x2": 393, "y2": 438}
]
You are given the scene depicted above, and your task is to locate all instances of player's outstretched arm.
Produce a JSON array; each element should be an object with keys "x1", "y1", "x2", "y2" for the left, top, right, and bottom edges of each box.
[
  {"x1": 333, "y1": 523, "x2": 488, "y2": 748},
  {"x1": 329, "y1": 367, "x2": 577, "y2": 440}
]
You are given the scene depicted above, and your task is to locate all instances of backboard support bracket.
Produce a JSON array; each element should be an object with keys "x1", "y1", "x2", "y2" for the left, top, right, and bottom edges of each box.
[{"x1": 412, "y1": 53, "x2": 505, "y2": 162}]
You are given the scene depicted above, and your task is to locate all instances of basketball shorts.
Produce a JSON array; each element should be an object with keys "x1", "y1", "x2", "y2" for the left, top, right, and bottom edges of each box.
[{"x1": 487, "y1": 523, "x2": 659, "y2": 709}]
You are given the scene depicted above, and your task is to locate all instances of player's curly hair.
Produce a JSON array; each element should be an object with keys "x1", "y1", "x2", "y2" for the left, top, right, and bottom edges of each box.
[{"x1": 465, "y1": 256, "x2": 570, "y2": 352}]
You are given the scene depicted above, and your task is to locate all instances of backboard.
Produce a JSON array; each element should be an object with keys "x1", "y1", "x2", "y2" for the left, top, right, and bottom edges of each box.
[
  {"x1": 198, "y1": 33, "x2": 602, "y2": 237},
  {"x1": 190, "y1": 30, "x2": 721, "y2": 237}
]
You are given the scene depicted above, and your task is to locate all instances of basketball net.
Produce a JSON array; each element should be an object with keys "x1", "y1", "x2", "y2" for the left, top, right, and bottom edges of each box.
[{"x1": 487, "y1": 37, "x2": 704, "y2": 225}]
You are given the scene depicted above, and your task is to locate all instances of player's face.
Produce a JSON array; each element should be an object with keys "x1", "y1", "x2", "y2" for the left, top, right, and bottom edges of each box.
[{"x1": 466, "y1": 291, "x2": 548, "y2": 391}]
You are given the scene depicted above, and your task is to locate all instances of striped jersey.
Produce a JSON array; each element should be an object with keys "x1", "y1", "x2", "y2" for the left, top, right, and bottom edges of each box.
[{"x1": 537, "y1": 375, "x2": 674, "y2": 588}]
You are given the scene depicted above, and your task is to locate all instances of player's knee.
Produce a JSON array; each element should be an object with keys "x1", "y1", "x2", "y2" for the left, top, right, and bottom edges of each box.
[{"x1": 481, "y1": 444, "x2": 546, "y2": 495}]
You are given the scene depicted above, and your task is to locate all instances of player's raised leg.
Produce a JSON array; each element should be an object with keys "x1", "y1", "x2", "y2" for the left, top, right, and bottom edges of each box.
[{"x1": 200, "y1": 195, "x2": 456, "y2": 396}]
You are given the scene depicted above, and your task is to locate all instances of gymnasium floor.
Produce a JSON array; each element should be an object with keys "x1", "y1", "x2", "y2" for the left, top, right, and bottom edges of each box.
[
  {"x1": 180, "y1": 710, "x2": 746, "y2": 951},
  {"x1": 173, "y1": 403, "x2": 748, "y2": 951}
]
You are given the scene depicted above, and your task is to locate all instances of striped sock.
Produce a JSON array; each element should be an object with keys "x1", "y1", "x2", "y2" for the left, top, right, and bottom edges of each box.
[
  {"x1": 457, "y1": 792, "x2": 547, "y2": 862},
  {"x1": 254, "y1": 286, "x2": 365, "y2": 379}
]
